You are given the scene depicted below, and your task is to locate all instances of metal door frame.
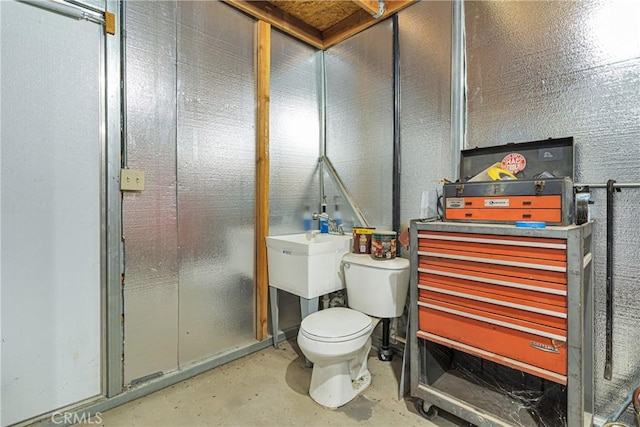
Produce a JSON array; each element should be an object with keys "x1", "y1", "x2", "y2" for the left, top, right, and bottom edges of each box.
[
  {"x1": 3, "y1": 1, "x2": 123, "y2": 424},
  {"x1": 104, "y1": 0, "x2": 123, "y2": 399}
]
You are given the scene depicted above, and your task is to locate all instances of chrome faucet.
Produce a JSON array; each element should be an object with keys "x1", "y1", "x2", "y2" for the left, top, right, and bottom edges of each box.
[{"x1": 312, "y1": 212, "x2": 345, "y2": 235}]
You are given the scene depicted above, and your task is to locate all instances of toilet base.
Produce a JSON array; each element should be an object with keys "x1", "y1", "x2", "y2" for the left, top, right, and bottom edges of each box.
[
  {"x1": 307, "y1": 338, "x2": 372, "y2": 408},
  {"x1": 309, "y1": 367, "x2": 372, "y2": 409}
]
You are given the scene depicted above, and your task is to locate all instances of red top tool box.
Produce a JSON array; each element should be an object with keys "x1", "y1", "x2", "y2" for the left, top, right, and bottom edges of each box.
[{"x1": 443, "y1": 137, "x2": 575, "y2": 225}]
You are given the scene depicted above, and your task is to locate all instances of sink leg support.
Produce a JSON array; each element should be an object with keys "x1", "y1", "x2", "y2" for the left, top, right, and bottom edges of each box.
[
  {"x1": 269, "y1": 286, "x2": 279, "y2": 348},
  {"x1": 270, "y1": 290, "x2": 320, "y2": 350},
  {"x1": 300, "y1": 297, "x2": 319, "y2": 319},
  {"x1": 378, "y1": 318, "x2": 393, "y2": 361}
]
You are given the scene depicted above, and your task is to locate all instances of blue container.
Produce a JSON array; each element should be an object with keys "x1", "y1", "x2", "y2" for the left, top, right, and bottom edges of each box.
[
  {"x1": 515, "y1": 221, "x2": 546, "y2": 228},
  {"x1": 319, "y1": 217, "x2": 329, "y2": 233}
]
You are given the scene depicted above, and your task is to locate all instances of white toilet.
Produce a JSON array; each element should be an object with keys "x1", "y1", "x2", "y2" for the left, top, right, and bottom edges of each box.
[{"x1": 297, "y1": 253, "x2": 410, "y2": 408}]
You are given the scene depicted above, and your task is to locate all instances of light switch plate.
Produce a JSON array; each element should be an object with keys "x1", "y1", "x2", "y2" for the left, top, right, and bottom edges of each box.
[{"x1": 121, "y1": 168, "x2": 145, "y2": 191}]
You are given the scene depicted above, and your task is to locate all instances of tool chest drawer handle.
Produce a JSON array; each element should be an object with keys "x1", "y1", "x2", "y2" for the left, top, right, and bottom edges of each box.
[
  {"x1": 583, "y1": 252, "x2": 593, "y2": 268},
  {"x1": 417, "y1": 301, "x2": 567, "y2": 342},
  {"x1": 522, "y1": 214, "x2": 532, "y2": 219},
  {"x1": 417, "y1": 234, "x2": 567, "y2": 250},
  {"x1": 418, "y1": 268, "x2": 567, "y2": 296},
  {"x1": 465, "y1": 213, "x2": 473, "y2": 217},
  {"x1": 523, "y1": 200, "x2": 532, "y2": 206},
  {"x1": 418, "y1": 251, "x2": 567, "y2": 272}
]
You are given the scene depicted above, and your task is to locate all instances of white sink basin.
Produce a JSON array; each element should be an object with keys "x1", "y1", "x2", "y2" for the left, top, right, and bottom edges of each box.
[
  {"x1": 267, "y1": 232, "x2": 351, "y2": 255},
  {"x1": 266, "y1": 232, "x2": 352, "y2": 299}
]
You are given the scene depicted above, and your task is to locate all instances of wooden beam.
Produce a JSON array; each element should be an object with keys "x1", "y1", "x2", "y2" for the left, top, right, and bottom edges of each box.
[
  {"x1": 352, "y1": 0, "x2": 381, "y2": 16},
  {"x1": 255, "y1": 20, "x2": 270, "y2": 341},
  {"x1": 224, "y1": 0, "x2": 324, "y2": 49},
  {"x1": 322, "y1": 0, "x2": 415, "y2": 49}
]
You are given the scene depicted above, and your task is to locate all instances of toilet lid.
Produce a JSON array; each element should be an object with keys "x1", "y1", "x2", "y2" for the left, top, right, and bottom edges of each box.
[
  {"x1": 342, "y1": 252, "x2": 410, "y2": 270},
  {"x1": 300, "y1": 307, "x2": 372, "y2": 343}
]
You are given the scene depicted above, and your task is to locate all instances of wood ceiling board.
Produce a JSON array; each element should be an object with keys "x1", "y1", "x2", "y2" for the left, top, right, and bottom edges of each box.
[
  {"x1": 224, "y1": 0, "x2": 324, "y2": 49},
  {"x1": 352, "y1": 0, "x2": 381, "y2": 16},
  {"x1": 322, "y1": 0, "x2": 416, "y2": 48},
  {"x1": 226, "y1": 0, "x2": 417, "y2": 50},
  {"x1": 271, "y1": 1, "x2": 361, "y2": 32}
]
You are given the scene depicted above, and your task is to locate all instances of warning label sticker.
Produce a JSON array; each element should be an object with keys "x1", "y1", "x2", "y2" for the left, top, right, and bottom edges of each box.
[
  {"x1": 501, "y1": 152, "x2": 527, "y2": 174},
  {"x1": 446, "y1": 198, "x2": 464, "y2": 208},
  {"x1": 484, "y1": 199, "x2": 509, "y2": 207}
]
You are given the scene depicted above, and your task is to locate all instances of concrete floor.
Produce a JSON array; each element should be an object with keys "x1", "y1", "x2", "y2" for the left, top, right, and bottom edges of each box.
[{"x1": 98, "y1": 339, "x2": 469, "y2": 426}]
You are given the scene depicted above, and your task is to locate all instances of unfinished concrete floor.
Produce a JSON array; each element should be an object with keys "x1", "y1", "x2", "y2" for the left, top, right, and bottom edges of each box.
[{"x1": 98, "y1": 339, "x2": 468, "y2": 426}]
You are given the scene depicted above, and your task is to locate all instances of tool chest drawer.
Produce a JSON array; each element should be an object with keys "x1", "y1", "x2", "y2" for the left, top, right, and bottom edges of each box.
[
  {"x1": 417, "y1": 299, "x2": 568, "y2": 380},
  {"x1": 448, "y1": 195, "x2": 561, "y2": 209},
  {"x1": 443, "y1": 179, "x2": 573, "y2": 224},
  {"x1": 445, "y1": 206, "x2": 562, "y2": 222},
  {"x1": 409, "y1": 199, "x2": 594, "y2": 427},
  {"x1": 417, "y1": 282, "x2": 567, "y2": 330},
  {"x1": 418, "y1": 230, "x2": 567, "y2": 260},
  {"x1": 445, "y1": 195, "x2": 563, "y2": 223},
  {"x1": 418, "y1": 231, "x2": 568, "y2": 285},
  {"x1": 416, "y1": 229, "x2": 570, "y2": 384}
]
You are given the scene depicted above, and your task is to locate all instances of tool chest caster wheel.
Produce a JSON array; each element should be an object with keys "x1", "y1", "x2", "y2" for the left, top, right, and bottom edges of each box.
[{"x1": 416, "y1": 399, "x2": 438, "y2": 420}]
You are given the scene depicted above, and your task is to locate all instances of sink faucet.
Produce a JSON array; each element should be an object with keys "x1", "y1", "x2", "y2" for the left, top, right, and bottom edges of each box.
[{"x1": 312, "y1": 212, "x2": 344, "y2": 235}]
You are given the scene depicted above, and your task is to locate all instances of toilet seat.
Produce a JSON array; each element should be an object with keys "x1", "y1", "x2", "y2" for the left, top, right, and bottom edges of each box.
[{"x1": 300, "y1": 308, "x2": 372, "y2": 343}]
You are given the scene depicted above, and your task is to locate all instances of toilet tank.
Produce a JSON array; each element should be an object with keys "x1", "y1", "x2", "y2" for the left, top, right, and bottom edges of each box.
[{"x1": 342, "y1": 253, "x2": 410, "y2": 318}]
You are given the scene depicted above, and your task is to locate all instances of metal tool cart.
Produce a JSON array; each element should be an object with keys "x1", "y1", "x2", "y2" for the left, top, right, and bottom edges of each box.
[{"x1": 409, "y1": 220, "x2": 594, "y2": 427}]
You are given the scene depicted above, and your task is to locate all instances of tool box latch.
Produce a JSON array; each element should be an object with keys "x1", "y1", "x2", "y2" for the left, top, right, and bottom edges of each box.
[
  {"x1": 456, "y1": 184, "x2": 464, "y2": 197},
  {"x1": 535, "y1": 180, "x2": 545, "y2": 196}
]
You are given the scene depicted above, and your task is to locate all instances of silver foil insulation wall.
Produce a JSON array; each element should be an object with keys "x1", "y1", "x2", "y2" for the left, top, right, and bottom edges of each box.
[{"x1": 465, "y1": 0, "x2": 640, "y2": 422}]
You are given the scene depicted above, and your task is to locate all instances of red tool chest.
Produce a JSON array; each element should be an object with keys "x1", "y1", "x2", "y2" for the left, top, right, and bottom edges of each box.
[
  {"x1": 417, "y1": 229, "x2": 568, "y2": 383},
  {"x1": 409, "y1": 220, "x2": 594, "y2": 427}
]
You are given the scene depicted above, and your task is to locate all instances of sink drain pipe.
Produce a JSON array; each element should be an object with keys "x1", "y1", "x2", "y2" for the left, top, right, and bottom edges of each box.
[
  {"x1": 377, "y1": 15, "x2": 401, "y2": 364},
  {"x1": 392, "y1": 14, "x2": 401, "y2": 245},
  {"x1": 378, "y1": 318, "x2": 393, "y2": 361}
]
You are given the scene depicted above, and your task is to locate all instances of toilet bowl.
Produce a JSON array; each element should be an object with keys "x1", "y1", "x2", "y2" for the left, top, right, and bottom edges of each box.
[
  {"x1": 297, "y1": 253, "x2": 410, "y2": 408},
  {"x1": 298, "y1": 307, "x2": 376, "y2": 408}
]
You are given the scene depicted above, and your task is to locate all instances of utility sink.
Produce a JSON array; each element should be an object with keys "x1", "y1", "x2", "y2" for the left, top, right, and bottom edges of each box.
[{"x1": 266, "y1": 232, "x2": 352, "y2": 299}]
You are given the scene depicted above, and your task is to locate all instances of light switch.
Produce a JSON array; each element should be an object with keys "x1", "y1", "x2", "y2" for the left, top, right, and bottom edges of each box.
[{"x1": 121, "y1": 168, "x2": 145, "y2": 191}]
